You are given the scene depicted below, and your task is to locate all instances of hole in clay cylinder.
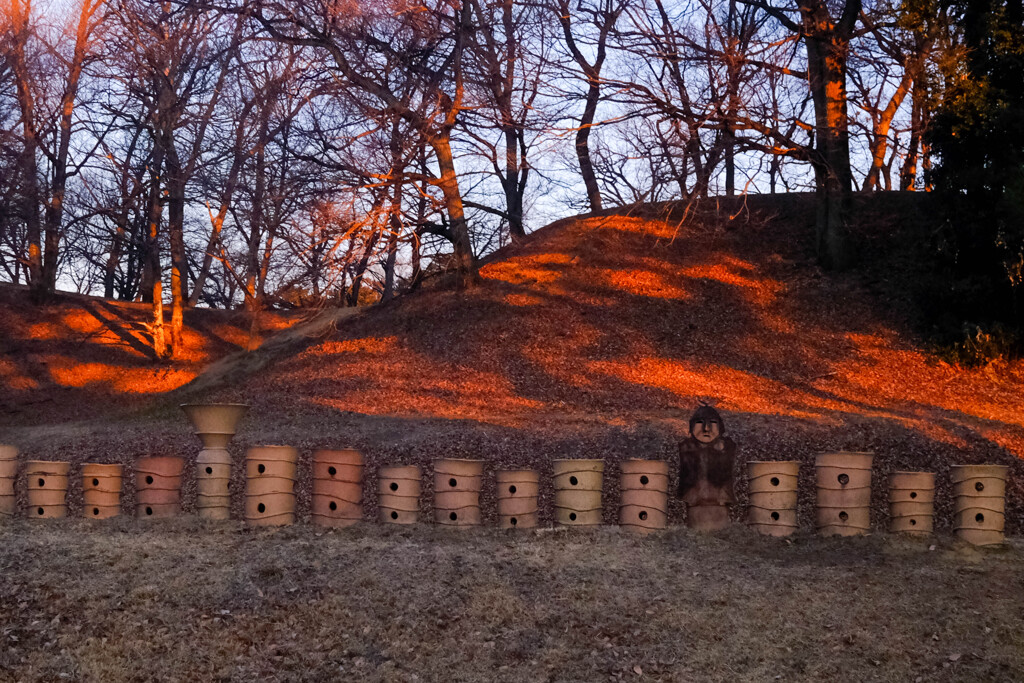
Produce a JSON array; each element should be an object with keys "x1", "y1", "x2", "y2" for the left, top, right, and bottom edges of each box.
[
  {"x1": 837, "y1": 473, "x2": 850, "y2": 486},
  {"x1": 145, "y1": 475, "x2": 154, "y2": 485},
  {"x1": 329, "y1": 501, "x2": 337, "y2": 511},
  {"x1": 449, "y1": 478, "x2": 457, "y2": 487},
  {"x1": 205, "y1": 467, "x2": 213, "y2": 475},
  {"x1": 258, "y1": 503, "x2": 266, "y2": 513},
  {"x1": 639, "y1": 510, "x2": 648, "y2": 521},
  {"x1": 838, "y1": 511, "x2": 849, "y2": 521},
  {"x1": 910, "y1": 518, "x2": 917, "y2": 526},
  {"x1": 510, "y1": 517, "x2": 518, "y2": 526},
  {"x1": 92, "y1": 478, "x2": 100, "y2": 487},
  {"x1": 93, "y1": 508, "x2": 99, "y2": 516},
  {"x1": 508, "y1": 485, "x2": 517, "y2": 495},
  {"x1": 976, "y1": 513, "x2": 984, "y2": 523},
  {"x1": 257, "y1": 464, "x2": 266, "y2": 474},
  {"x1": 770, "y1": 477, "x2": 780, "y2": 487},
  {"x1": 771, "y1": 511, "x2": 780, "y2": 521},
  {"x1": 569, "y1": 476, "x2": 578, "y2": 486},
  {"x1": 975, "y1": 482, "x2": 984, "y2": 492},
  {"x1": 145, "y1": 507, "x2": 153, "y2": 516},
  {"x1": 37, "y1": 507, "x2": 44, "y2": 515},
  {"x1": 910, "y1": 491, "x2": 917, "y2": 499},
  {"x1": 328, "y1": 466, "x2": 337, "y2": 477},
  {"x1": 569, "y1": 512, "x2": 577, "y2": 521},
  {"x1": 37, "y1": 478, "x2": 45, "y2": 487},
  {"x1": 449, "y1": 512, "x2": 458, "y2": 521},
  {"x1": 390, "y1": 511, "x2": 398, "y2": 520},
  {"x1": 389, "y1": 482, "x2": 399, "y2": 492},
  {"x1": 640, "y1": 475, "x2": 649, "y2": 486}
]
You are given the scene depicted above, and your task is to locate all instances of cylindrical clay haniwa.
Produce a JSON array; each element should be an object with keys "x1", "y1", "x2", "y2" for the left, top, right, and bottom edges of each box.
[
  {"x1": 619, "y1": 460, "x2": 669, "y2": 534},
  {"x1": 181, "y1": 403, "x2": 249, "y2": 521},
  {"x1": 311, "y1": 449, "x2": 364, "y2": 527},
  {"x1": 496, "y1": 470, "x2": 540, "y2": 529},
  {"x1": 815, "y1": 452, "x2": 873, "y2": 536},
  {"x1": 244, "y1": 446, "x2": 298, "y2": 526},
  {"x1": 379, "y1": 465, "x2": 421, "y2": 524},
  {"x1": 951, "y1": 464, "x2": 1009, "y2": 547},
  {"x1": 0, "y1": 445, "x2": 17, "y2": 518},
  {"x1": 136, "y1": 456, "x2": 185, "y2": 518},
  {"x1": 25, "y1": 460, "x2": 70, "y2": 519},
  {"x1": 553, "y1": 459, "x2": 604, "y2": 526},
  {"x1": 888, "y1": 471, "x2": 935, "y2": 535},
  {"x1": 746, "y1": 461, "x2": 799, "y2": 537},
  {"x1": 82, "y1": 464, "x2": 123, "y2": 519},
  {"x1": 434, "y1": 459, "x2": 484, "y2": 527}
]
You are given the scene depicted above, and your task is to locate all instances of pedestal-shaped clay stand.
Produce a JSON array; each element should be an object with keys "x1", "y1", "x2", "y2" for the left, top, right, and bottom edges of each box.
[
  {"x1": 83, "y1": 464, "x2": 123, "y2": 519},
  {"x1": 553, "y1": 459, "x2": 604, "y2": 526},
  {"x1": 244, "y1": 446, "x2": 298, "y2": 526},
  {"x1": 136, "y1": 456, "x2": 185, "y2": 518},
  {"x1": 951, "y1": 464, "x2": 1009, "y2": 546},
  {"x1": 379, "y1": 465, "x2": 421, "y2": 524},
  {"x1": 311, "y1": 449, "x2": 364, "y2": 527},
  {"x1": 888, "y1": 471, "x2": 934, "y2": 535},
  {"x1": 496, "y1": 470, "x2": 539, "y2": 529},
  {"x1": 25, "y1": 461, "x2": 70, "y2": 518},
  {"x1": 619, "y1": 460, "x2": 669, "y2": 534},
  {"x1": 181, "y1": 403, "x2": 249, "y2": 520},
  {"x1": 434, "y1": 459, "x2": 484, "y2": 527},
  {"x1": 0, "y1": 445, "x2": 17, "y2": 518},
  {"x1": 746, "y1": 461, "x2": 799, "y2": 537}
]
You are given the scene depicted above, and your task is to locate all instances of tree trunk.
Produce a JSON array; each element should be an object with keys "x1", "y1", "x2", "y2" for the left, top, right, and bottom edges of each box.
[
  {"x1": 431, "y1": 134, "x2": 477, "y2": 287},
  {"x1": 576, "y1": 80, "x2": 603, "y2": 211},
  {"x1": 165, "y1": 148, "x2": 186, "y2": 357},
  {"x1": 801, "y1": 0, "x2": 859, "y2": 270},
  {"x1": 144, "y1": 149, "x2": 167, "y2": 360}
]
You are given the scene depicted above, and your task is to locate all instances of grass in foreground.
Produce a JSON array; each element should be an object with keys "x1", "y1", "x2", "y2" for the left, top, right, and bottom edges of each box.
[{"x1": 0, "y1": 521, "x2": 1021, "y2": 683}]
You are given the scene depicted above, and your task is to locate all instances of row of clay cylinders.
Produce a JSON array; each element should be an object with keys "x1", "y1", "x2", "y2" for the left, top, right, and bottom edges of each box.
[
  {"x1": 746, "y1": 461, "x2": 799, "y2": 537},
  {"x1": 0, "y1": 445, "x2": 16, "y2": 517},
  {"x1": 245, "y1": 446, "x2": 297, "y2": 526},
  {"x1": 816, "y1": 452, "x2": 873, "y2": 536},
  {"x1": 952, "y1": 465, "x2": 1009, "y2": 546}
]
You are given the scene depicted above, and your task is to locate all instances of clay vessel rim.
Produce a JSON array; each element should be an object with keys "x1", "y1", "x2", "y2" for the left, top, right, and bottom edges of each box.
[{"x1": 747, "y1": 460, "x2": 801, "y2": 465}]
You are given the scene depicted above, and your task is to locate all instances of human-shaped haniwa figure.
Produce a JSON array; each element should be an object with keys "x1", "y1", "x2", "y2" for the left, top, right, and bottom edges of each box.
[{"x1": 678, "y1": 404, "x2": 736, "y2": 530}]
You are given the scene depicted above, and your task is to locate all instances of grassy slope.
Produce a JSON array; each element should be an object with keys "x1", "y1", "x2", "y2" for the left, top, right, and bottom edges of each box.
[{"x1": 0, "y1": 193, "x2": 1021, "y2": 530}]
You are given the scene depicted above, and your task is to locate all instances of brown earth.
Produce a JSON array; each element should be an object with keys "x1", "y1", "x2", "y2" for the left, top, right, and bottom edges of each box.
[{"x1": 0, "y1": 521, "x2": 1021, "y2": 683}]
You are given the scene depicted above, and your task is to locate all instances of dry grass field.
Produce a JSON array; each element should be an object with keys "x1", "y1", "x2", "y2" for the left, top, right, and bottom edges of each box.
[{"x1": 0, "y1": 521, "x2": 1021, "y2": 683}]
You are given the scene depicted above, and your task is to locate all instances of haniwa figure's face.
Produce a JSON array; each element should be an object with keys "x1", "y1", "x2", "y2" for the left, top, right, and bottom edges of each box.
[{"x1": 692, "y1": 417, "x2": 721, "y2": 444}]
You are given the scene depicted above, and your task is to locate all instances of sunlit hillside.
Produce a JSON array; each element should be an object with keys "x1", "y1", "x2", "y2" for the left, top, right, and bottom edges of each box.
[{"x1": 1, "y1": 194, "x2": 1021, "y2": 530}]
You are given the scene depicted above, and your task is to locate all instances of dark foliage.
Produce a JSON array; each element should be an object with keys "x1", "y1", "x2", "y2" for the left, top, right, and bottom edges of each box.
[{"x1": 928, "y1": 0, "x2": 1024, "y2": 359}]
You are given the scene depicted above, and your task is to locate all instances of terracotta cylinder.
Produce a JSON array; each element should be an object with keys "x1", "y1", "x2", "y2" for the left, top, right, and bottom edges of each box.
[
  {"x1": 0, "y1": 445, "x2": 17, "y2": 518},
  {"x1": 379, "y1": 465, "x2": 421, "y2": 524},
  {"x1": 746, "y1": 461, "x2": 800, "y2": 537},
  {"x1": 82, "y1": 464, "x2": 123, "y2": 520},
  {"x1": 815, "y1": 452, "x2": 873, "y2": 536},
  {"x1": 244, "y1": 446, "x2": 297, "y2": 526},
  {"x1": 618, "y1": 460, "x2": 669, "y2": 534},
  {"x1": 434, "y1": 459, "x2": 484, "y2": 527},
  {"x1": 311, "y1": 449, "x2": 364, "y2": 528},
  {"x1": 180, "y1": 403, "x2": 249, "y2": 449},
  {"x1": 553, "y1": 459, "x2": 604, "y2": 526},
  {"x1": 888, "y1": 471, "x2": 935, "y2": 535},
  {"x1": 951, "y1": 464, "x2": 1009, "y2": 546},
  {"x1": 496, "y1": 470, "x2": 540, "y2": 529},
  {"x1": 25, "y1": 461, "x2": 70, "y2": 519},
  {"x1": 136, "y1": 456, "x2": 185, "y2": 518},
  {"x1": 196, "y1": 448, "x2": 232, "y2": 520}
]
